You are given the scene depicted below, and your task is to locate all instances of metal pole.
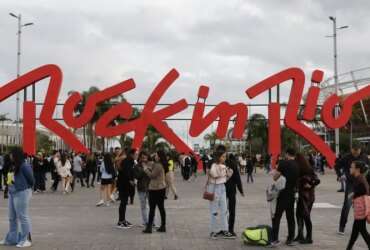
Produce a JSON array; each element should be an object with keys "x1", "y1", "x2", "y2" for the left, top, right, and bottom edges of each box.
[
  {"x1": 16, "y1": 14, "x2": 21, "y2": 145},
  {"x1": 332, "y1": 17, "x2": 340, "y2": 156}
]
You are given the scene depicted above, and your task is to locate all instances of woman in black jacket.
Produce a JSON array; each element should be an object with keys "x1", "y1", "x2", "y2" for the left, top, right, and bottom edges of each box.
[
  {"x1": 225, "y1": 153, "x2": 244, "y2": 238},
  {"x1": 295, "y1": 153, "x2": 320, "y2": 244},
  {"x1": 116, "y1": 148, "x2": 138, "y2": 229}
]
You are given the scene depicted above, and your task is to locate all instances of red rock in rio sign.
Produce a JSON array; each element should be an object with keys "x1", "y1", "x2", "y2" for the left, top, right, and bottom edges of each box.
[{"x1": 1, "y1": 64, "x2": 370, "y2": 169}]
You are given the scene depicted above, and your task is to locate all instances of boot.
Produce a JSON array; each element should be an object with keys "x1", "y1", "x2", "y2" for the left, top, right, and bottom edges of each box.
[
  {"x1": 157, "y1": 225, "x2": 166, "y2": 233},
  {"x1": 143, "y1": 224, "x2": 152, "y2": 234}
]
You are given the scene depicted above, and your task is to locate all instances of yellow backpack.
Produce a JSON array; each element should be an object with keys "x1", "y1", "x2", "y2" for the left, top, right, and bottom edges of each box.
[{"x1": 242, "y1": 225, "x2": 272, "y2": 246}]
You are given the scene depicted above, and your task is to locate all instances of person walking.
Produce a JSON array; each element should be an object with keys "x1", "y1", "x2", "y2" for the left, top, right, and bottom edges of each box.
[
  {"x1": 32, "y1": 152, "x2": 47, "y2": 193},
  {"x1": 50, "y1": 151, "x2": 61, "y2": 192},
  {"x1": 225, "y1": 153, "x2": 244, "y2": 238},
  {"x1": 346, "y1": 161, "x2": 370, "y2": 250},
  {"x1": 207, "y1": 145, "x2": 234, "y2": 240},
  {"x1": 294, "y1": 153, "x2": 320, "y2": 244},
  {"x1": 116, "y1": 149, "x2": 137, "y2": 229},
  {"x1": 56, "y1": 153, "x2": 72, "y2": 194},
  {"x1": 143, "y1": 150, "x2": 168, "y2": 234},
  {"x1": 0, "y1": 147, "x2": 34, "y2": 248},
  {"x1": 246, "y1": 156, "x2": 254, "y2": 183},
  {"x1": 335, "y1": 142, "x2": 370, "y2": 235},
  {"x1": 0, "y1": 151, "x2": 4, "y2": 191},
  {"x1": 270, "y1": 148, "x2": 300, "y2": 247},
  {"x1": 165, "y1": 154, "x2": 178, "y2": 200},
  {"x1": 72, "y1": 153, "x2": 85, "y2": 190},
  {"x1": 96, "y1": 153, "x2": 115, "y2": 207},
  {"x1": 85, "y1": 154, "x2": 97, "y2": 188}
]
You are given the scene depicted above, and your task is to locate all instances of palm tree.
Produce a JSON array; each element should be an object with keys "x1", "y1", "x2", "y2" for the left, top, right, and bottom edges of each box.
[
  {"x1": 204, "y1": 131, "x2": 218, "y2": 149},
  {"x1": 248, "y1": 113, "x2": 268, "y2": 154}
]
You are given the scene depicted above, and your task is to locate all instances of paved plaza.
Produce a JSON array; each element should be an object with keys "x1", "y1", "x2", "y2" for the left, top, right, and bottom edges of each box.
[{"x1": 0, "y1": 169, "x2": 368, "y2": 250}]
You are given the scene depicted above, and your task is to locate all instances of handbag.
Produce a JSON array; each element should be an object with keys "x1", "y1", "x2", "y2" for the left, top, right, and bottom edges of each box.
[{"x1": 203, "y1": 176, "x2": 216, "y2": 201}]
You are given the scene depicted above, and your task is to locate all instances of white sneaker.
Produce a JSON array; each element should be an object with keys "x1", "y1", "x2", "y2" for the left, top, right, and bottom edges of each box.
[
  {"x1": 110, "y1": 193, "x2": 116, "y2": 201},
  {"x1": 96, "y1": 200, "x2": 104, "y2": 207},
  {"x1": 0, "y1": 239, "x2": 6, "y2": 245},
  {"x1": 16, "y1": 240, "x2": 32, "y2": 248}
]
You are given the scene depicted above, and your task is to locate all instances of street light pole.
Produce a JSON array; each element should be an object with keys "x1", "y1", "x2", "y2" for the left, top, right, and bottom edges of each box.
[
  {"x1": 9, "y1": 12, "x2": 34, "y2": 145},
  {"x1": 329, "y1": 16, "x2": 348, "y2": 156}
]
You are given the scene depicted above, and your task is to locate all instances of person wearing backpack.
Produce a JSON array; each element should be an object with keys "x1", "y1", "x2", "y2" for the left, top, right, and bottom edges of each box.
[
  {"x1": 346, "y1": 160, "x2": 370, "y2": 250},
  {"x1": 294, "y1": 153, "x2": 320, "y2": 244}
]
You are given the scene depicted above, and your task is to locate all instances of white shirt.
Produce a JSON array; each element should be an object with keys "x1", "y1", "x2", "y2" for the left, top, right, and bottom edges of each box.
[{"x1": 73, "y1": 155, "x2": 83, "y2": 172}]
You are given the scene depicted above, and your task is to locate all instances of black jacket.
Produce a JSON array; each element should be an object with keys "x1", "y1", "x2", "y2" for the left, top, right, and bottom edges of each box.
[
  {"x1": 133, "y1": 162, "x2": 150, "y2": 192},
  {"x1": 117, "y1": 158, "x2": 135, "y2": 194},
  {"x1": 225, "y1": 159, "x2": 244, "y2": 197}
]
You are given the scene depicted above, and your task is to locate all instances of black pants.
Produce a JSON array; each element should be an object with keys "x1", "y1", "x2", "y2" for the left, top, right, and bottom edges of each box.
[
  {"x1": 72, "y1": 171, "x2": 85, "y2": 189},
  {"x1": 347, "y1": 219, "x2": 370, "y2": 250},
  {"x1": 129, "y1": 184, "x2": 135, "y2": 204},
  {"x1": 0, "y1": 169, "x2": 3, "y2": 190},
  {"x1": 296, "y1": 197, "x2": 313, "y2": 240},
  {"x1": 148, "y1": 189, "x2": 166, "y2": 227},
  {"x1": 51, "y1": 172, "x2": 60, "y2": 191},
  {"x1": 119, "y1": 192, "x2": 129, "y2": 222},
  {"x1": 227, "y1": 194, "x2": 236, "y2": 233},
  {"x1": 34, "y1": 171, "x2": 46, "y2": 191},
  {"x1": 340, "y1": 184, "x2": 353, "y2": 231},
  {"x1": 247, "y1": 172, "x2": 254, "y2": 183},
  {"x1": 85, "y1": 170, "x2": 96, "y2": 187},
  {"x1": 272, "y1": 195, "x2": 296, "y2": 242}
]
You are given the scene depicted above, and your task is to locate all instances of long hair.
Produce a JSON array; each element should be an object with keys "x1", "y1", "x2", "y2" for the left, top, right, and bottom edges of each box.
[
  {"x1": 295, "y1": 153, "x2": 313, "y2": 176},
  {"x1": 213, "y1": 145, "x2": 226, "y2": 164},
  {"x1": 103, "y1": 153, "x2": 115, "y2": 175},
  {"x1": 157, "y1": 150, "x2": 169, "y2": 173},
  {"x1": 60, "y1": 153, "x2": 67, "y2": 166},
  {"x1": 11, "y1": 147, "x2": 25, "y2": 175}
]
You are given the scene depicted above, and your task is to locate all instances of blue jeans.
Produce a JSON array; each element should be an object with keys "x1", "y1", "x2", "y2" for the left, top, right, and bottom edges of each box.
[
  {"x1": 3, "y1": 188, "x2": 32, "y2": 245},
  {"x1": 208, "y1": 183, "x2": 228, "y2": 233},
  {"x1": 138, "y1": 191, "x2": 149, "y2": 225}
]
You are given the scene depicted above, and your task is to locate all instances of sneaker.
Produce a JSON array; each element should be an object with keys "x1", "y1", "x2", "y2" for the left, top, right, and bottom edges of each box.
[
  {"x1": 16, "y1": 240, "x2": 32, "y2": 248},
  {"x1": 286, "y1": 240, "x2": 297, "y2": 246},
  {"x1": 96, "y1": 200, "x2": 104, "y2": 207},
  {"x1": 229, "y1": 232, "x2": 237, "y2": 238},
  {"x1": 337, "y1": 229, "x2": 345, "y2": 236},
  {"x1": 268, "y1": 241, "x2": 281, "y2": 248},
  {"x1": 125, "y1": 221, "x2": 133, "y2": 227},
  {"x1": 221, "y1": 231, "x2": 236, "y2": 239},
  {"x1": 116, "y1": 222, "x2": 130, "y2": 229},
  {"x1": 110, "y1": 193, "x2": 116, "y2": 202},
  {"x1": 104, "y1": 202, "x2": 111, "y2": 207},
  {"x1": 210, "y1": 232, "x2": 218, "y2": 240},
  {"x1": 0, "y1": 239, "x2": 7, "y2": 245}
]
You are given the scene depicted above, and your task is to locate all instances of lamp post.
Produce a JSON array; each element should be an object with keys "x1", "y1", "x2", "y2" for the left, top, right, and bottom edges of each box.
[
  {"x1": 9, "y1": 13, "x2": 34, "y2": 145},
  {"x1": 329, "y1": 16, "x2": 348, "y2": 156}
]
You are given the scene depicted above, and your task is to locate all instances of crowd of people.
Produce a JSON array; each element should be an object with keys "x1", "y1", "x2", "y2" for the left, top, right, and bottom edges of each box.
[{"x1": 0, "y1": 142, "x2": 369, "y2": 249}]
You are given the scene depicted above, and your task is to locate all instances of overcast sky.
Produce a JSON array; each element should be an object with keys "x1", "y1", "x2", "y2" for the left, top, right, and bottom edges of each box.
[{"x1": 0, "y1": 0, "x2": 370, "y2": 148}]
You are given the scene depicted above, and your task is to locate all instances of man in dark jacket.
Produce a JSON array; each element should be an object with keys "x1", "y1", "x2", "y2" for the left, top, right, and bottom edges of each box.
[
  {"x1": 335, "y1": 142, "x2": 370, "y2": 235},
  {"x1": 225, "y1": 153, "x2": 244, "y2": 237}
]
